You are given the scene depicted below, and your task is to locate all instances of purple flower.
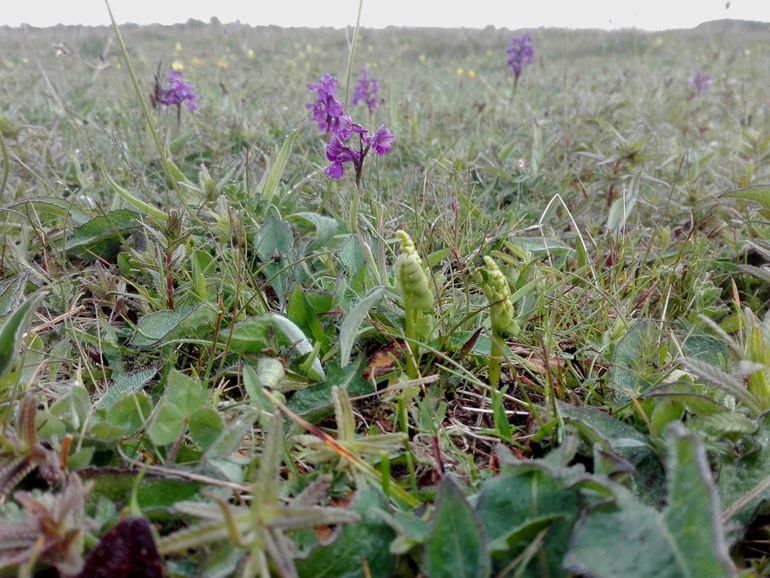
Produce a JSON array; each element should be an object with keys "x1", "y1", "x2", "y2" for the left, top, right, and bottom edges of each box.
[
  {"x1": 323, "y1": 116, "x2": 394, "y2": 186},
  {"x1": 159, "y1": 71, "x2": 199, "y2": 111},
  {"x1": 351, "y1": 69, "x2": 380, "y2": 112},
  {"x1": 367, "y1": 126, "x2": 395, "y2": 155},
  {"x1": 689, "y1": 69, "x2": 713, "y2": 95},
  {"x1": 335, "y1": 112, "x2": 367, "y2": 141},
  {"x1": 306, "y1": 73, "x2": 344, "y2": 134},
  {"x1": 324, "y1": 136, "x2": 357, "y2": 180},
  {"x1": 506, "y1": 32, "x2": 534, "y2": 81}
]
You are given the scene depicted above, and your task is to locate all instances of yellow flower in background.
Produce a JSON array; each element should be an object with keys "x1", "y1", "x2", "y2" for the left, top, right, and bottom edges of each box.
[
  {"x1": 171, "y1": 60, "x2": 184, "y2": 71},
  {"x1": 217, "y1": 57, "x2": 229, "y2": 69},
  {"x1": 191, "y1": 57, "x2": 204, "y2": 66},
  {"x1": 246, "y1": 49, "x2": 255, "y2": 59},
  {"x1": 467, "y1": 69, "x2": 477, "y2": 79},
  {"x1": 174, "y1": 42, "x2": 183, "y2": 52},
  {"x1": 456, "y1": 67, "x2": 464, "y2": 76}
]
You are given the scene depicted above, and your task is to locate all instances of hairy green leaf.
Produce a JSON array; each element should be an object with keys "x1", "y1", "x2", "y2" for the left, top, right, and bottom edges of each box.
[
  {"x1": 426, "y1": 477, "x2": 489, "y2": 578},
  {"x1": 565, "y1": 424, "x2": 736, "y2": 578}
]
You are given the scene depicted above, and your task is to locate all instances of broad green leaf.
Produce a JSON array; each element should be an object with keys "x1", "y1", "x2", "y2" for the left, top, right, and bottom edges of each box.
[
  {"x1": 475, "y1": 461, "x2": 582, "y2": 577},
  {"x1": 288, "y1": 284, "x2": 329, "y2": 352},
  {"x1": 50, "y1": 384, "x2": 91, "y2": 430},
  {"x1": 147, "y1": 403, "x2": 185, "y2": 446},
  {"x1": 565, "y1": 424, "x2": 737, "y2": 578},
  {"x1": 340, "y1": 287, "x2": 386, "y2": 367},
  {"x1": 103, "y1": 169, "x2": 168, "y2": 221},
  {"x1": 1, "y1": 197, "x2": 90, "y2": 225},
  {"x1": 558, "y1": 402, "x2": 663, "y2": 504},
  {"x1": 189, "y1": 407, "x2": 225, "y2": 449},
  {"x1": 722, "y1": 184, "x2": 770, "y2": 211},
  {"x1": 0, "y1": 292, "x2": 44, "y2": 379},
  {"x1": 262, "y1": 312, "x2": 325, "y2": 380},
  {"x1": 289, "y1": 212, "x2": 342, "y2": 246},
  {"x1": 487, "y1": 514, "x2": 565, "y2": 555},
  {"x1": 607, "y1": 320, "x2": 664, "y2": 403},
  {"x1": 63, "y1": 209, "x2": 141, "y2": 261},
  {"x1": 425, "y1": 477, "x2": 489, "y2": 578},
  {"x1": 260, "y1": 127, "x2": 299, "y2": 202},
  {"x1": 165, "y1": 369, "x2": 207, "y2": 416},
  {"x1": 130, "y1": 304, "x2": 210, "y2": 348},
  {"x1": 202, "y1": 414, "x2": 256, "y2": 462},
  {"x1": 227, "y1": 317, "x2": 271, "y2": 352},
  {"x1": 296, "y1": 486, "x2": 395, "y2": 578},
  {"x1": 228, "y1": 313, "x2": 325, "y2": 379},
  {"x1": 0, "y1": 273, "x2": 27, "y2": 317},
  {"x1": 287, "y1": 360, "x2": 373, "y2": 424},
  {"x1": 90, "y1": 392, "x2": 152, "y2": 441},
  {"x1": 606, "y1": 171, "x2": 640, "y2": 233},
  {"x1": 83, "y1": 469, "x2": 202, "y2": 515},
  {"x1": 255, "y1": 215, "x2": 294, "y2": 295},
  {"x1": 719, "y1": 413, "x2": 770, "y2": 532}
]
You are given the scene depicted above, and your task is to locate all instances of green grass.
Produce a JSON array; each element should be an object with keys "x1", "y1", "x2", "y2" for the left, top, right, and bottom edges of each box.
[{"x1": 0, "y1": 16, "x2": 769, "y2": 577}]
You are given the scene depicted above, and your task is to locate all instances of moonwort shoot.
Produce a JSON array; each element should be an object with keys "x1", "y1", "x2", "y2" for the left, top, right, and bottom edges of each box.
[{"x1": 476, "y1": 255, "x2": 518, "y2": 388}]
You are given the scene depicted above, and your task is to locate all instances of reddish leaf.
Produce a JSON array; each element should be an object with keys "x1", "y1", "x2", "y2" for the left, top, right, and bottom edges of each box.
[{"x1": 78, "y1": 517, "x2": 164, "y2": 578}]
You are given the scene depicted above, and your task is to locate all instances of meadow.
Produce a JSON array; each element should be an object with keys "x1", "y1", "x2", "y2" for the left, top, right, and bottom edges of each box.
[{"x1": 0, "y1": 12, "x2": 769, "y2": 577}]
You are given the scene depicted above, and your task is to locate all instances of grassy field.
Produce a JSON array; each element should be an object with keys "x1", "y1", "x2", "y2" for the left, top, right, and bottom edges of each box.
[{"x1": 0, "y1": 14, "x2": 769, "y2": 577}]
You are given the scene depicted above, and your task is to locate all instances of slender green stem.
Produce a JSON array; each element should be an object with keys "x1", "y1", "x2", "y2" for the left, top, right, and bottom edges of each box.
[
  {"x1": 348, "y1": 183, "x2": 360, "y2": 233},
  {"x1": 403, "y1": 304, "x2": 420, "y2": 379},
  {"x1": 397, "y1": 395, "x2": 419, "y2": 496},
  {"x1": 0, "y1": 131, "x2": 8, "y2": 200},
  {"x1": 104, "y1": 0, "x2": 202, "y2": 225},
  {"x1": 489, "y1": 332, "x2": 503, "y2": 388},
  {"x1": 510, "y1": 75, "x2": 519, "y2": 105},
  {"x1": 344, "y1": 0, "x2": 364, "y2": 109}
]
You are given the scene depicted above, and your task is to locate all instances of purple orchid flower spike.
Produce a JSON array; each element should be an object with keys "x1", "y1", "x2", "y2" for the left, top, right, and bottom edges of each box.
[
  {"x1": 351, "y1": 69, "x2": 380, "y2": 112},
  {"x1": 689, "y1": 69, "x2": 713, "y2": 96},
  {"x1": 506, "y1": 32, "x2": 534, "y2": 82},
  {"x1": 155, "y1": 70, "x2": 199, "y2": 118},
  {"x1": 306, "y1": 73, "x2": 344, "y2": 134},
  {"x1": 323, "y1": 117, "x2": 395, "y2": 188}
]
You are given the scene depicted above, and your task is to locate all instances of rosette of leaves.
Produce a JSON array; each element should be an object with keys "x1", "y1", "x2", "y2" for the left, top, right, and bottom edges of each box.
[
  {"x1": 394, "y1": 230, "x2": 434, "y2": 377},
  {"x1": 0, "y1": 474, "x2": 94, "y2": 575},
  {"x1": 295, "y1": 386, "x2": 406, "y2": 485},
  {"x1": 158, "y1": 413, "x2": 360, "y2": 577}
]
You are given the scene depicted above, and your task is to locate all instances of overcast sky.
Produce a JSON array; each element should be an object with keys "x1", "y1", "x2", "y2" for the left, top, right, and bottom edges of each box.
[{"x1": 1, "y1": 0, "x2": 768, "y2": 30}]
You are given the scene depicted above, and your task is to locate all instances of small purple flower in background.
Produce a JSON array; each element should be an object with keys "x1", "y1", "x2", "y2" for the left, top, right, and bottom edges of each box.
[
  {"x1": 306, "y1": 73, "x2": 344, "y2": 134},
  {"x1": 324, "y1": 117, "x2": 395, "y2": 187},
  {"x1": 160, "y1": 71, "x2": 199, "y2": 111},
  {"x1": 351, "y1": 69, "x2": 380, "y2": 112},
  {"x1": 506, "y1": 32, "x2": 534, "y2": 82},
  {"x1": 689, "y1": 69, "x2": 713, "y2": 95}
]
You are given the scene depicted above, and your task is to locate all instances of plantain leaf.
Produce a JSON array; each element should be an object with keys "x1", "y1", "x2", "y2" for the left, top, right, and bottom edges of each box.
[
  {"x1": 296, "y1": 486, "x2": 395, "y2": 578},
  {"x1": 63, "y1": 209, "x2": 141, "y2": 261},
  {"x1": 425, "y1": 477, "x2": 489, "y2": 578},
  {"x1": 565, "y1": 424, "x2": 737, "y2": 578},
  {"x1": 722, "y1": 184, "x2": 770, "y2": 211},
  {"x1": 340, "y1": 287, "x2": 386, "y2": 368},
  {"x1": 260, "y1": 127, "x2": 300, "y2": 202}
]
